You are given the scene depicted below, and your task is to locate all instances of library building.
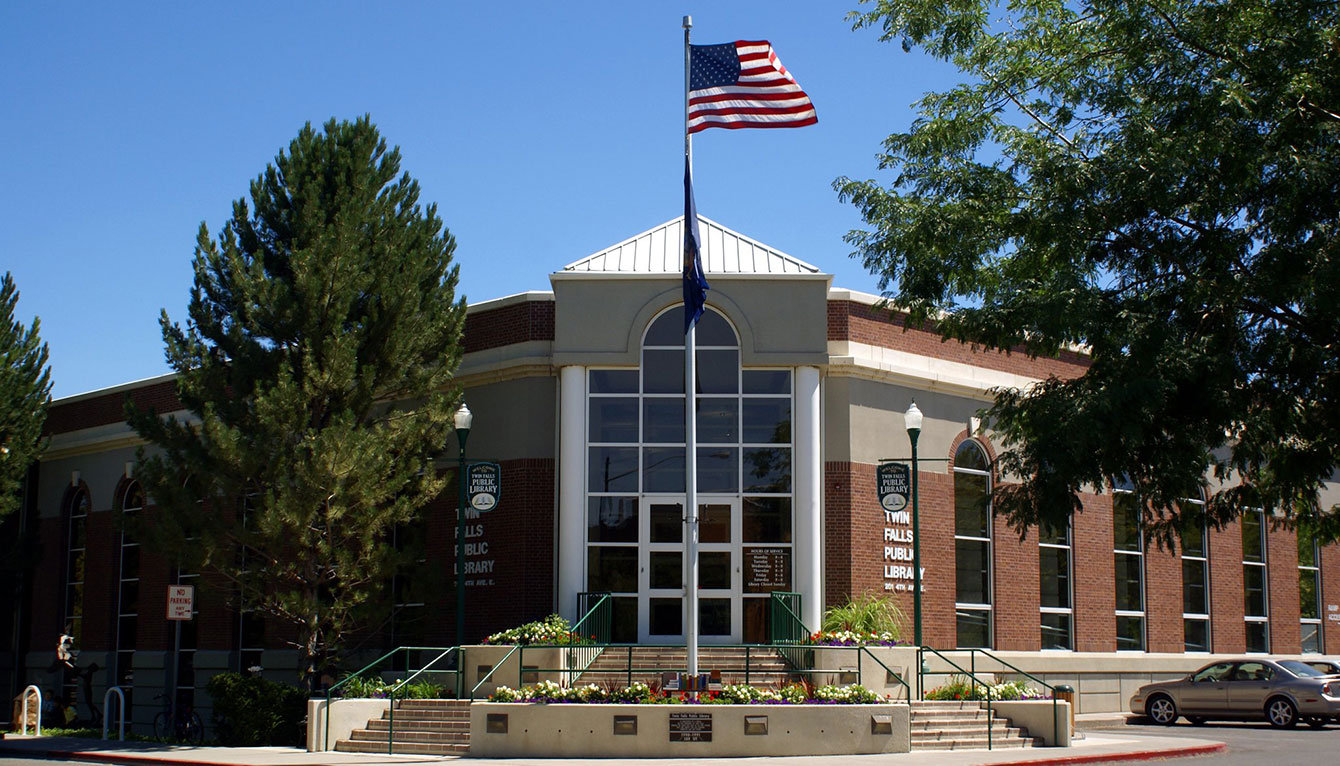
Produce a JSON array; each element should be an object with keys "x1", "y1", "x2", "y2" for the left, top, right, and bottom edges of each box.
[{"x1": 5, "y1": 215, "x2": 1338, "y2": 722}]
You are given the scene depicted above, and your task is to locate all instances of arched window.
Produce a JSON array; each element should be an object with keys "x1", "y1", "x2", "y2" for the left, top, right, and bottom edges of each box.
[
  {"x1": 585, "y1": 305, "x2": 793, "y2": 643},
  {"x1": 63, "y1": 487, "x2": 90, "y2": 646},
  {"x1": 954, "y1": 440, "x2": 992, "y2": 648},
  {"x1": 116, "y1": 482, "x2": 143, "y2": 704}
]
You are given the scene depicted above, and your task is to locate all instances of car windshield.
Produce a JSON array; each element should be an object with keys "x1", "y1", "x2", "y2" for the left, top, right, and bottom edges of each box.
[{"x1": 1278, "y1": 660, "x2": 1326, "y2": 677}]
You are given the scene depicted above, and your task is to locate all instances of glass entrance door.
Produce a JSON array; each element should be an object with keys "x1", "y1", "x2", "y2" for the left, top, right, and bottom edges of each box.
[{"x1": 639, "y1": 496, "x2": 742, "y2": 643}]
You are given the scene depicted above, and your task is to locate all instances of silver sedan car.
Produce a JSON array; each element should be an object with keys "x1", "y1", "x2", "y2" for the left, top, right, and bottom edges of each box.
[{"x1": 1130, "y1": 659, "x2": 1340, "y2": 728}]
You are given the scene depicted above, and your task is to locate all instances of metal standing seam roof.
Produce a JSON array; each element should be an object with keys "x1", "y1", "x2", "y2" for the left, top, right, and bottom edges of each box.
[{"x1": 560, "y1": 215, "x2": 823, "y2": 276}]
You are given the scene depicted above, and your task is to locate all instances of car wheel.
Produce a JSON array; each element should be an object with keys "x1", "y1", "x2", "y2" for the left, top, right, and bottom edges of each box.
[
  {"x1": 1147, "y1": 694, "x2": 1178, "y2": 725},
  {"x1": 1187, "y1": 716, "x2": 1207, "y2": 726},
  {"x1": 1265, "y1": 697, "x2": 1297, "y2": 728}
]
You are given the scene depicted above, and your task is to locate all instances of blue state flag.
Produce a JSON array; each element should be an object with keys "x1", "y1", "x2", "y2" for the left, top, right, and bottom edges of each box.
[{"x1": 683, "y1": 157, "x2": 709, "y2": 332}]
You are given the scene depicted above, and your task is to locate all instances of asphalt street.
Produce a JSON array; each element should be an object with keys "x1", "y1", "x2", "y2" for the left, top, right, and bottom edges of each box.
[{"x1": 1079, "y1": 718, "x2": 1339, "y2": 765}]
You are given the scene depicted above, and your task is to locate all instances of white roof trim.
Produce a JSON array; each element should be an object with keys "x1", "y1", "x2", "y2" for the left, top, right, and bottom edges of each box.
[{"x1": 561, "y1": 215, "x2": 823, "y2": 276}]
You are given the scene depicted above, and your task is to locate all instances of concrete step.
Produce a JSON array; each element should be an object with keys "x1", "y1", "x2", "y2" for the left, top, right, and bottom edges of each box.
[
  {"x1": 335, "y1": 738, "x2": 468, "y2": 755},
  {"x1": 349, "y1": 728, "x2": 470, "y2": 744},
  {"x1": 367, "y1": 718, "x2": 469, "y2": 732},
  {"x1": 379, "y1": 708, "x2": 471, "y2": 721}
]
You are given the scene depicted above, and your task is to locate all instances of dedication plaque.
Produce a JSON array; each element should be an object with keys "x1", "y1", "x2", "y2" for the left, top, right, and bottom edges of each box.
[{"x1": 669, "y1": 712, "x2": 713, "y2": 742}]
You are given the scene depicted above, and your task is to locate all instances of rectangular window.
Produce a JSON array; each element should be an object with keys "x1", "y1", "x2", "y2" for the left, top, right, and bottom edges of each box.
[
  {"x1": 1180, "y1": 503, "x2": 1211, "y2": 652},
  {"x1": 1039, "y1": 523, "x2": 1072, "y2": 650},
  {"x1": 1113, "y1": 489, "x2": 1145, "y2": 651},
  {"x1": 1242, "y1": 509, "x2": 1269, "y2": 653},
  {"x1": 1299, "y1": 532, "x2": 1321, "y2": 654}
]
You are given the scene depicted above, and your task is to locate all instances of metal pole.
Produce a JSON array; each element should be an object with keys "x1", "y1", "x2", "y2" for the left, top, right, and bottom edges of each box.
[
  {"x1": 910, "y1": 428, "x2": 922, "y2": 649},
  {"x1": 456, "y1": 438, "x2": 469, "y2": 646},
  {"x1": 682, "y1": 13, "x2": 699, "y2": 680}
]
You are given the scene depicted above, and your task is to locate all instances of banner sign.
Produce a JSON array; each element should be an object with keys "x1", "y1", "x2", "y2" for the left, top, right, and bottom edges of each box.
[
  {"x1": 877, "y1": 462, "x2": 910, "y2": 512},
  {"x1": 467, "y1": 462, "x2": 501, "y2": 512}
]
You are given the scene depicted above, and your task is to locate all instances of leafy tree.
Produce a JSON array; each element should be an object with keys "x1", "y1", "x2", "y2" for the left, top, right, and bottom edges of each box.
[
  {"x1": 0, "y1": 272, "x2": 52, "y2": 519},
  {"x1": 837, "y1": 0, "x2": 1340, "y2": 542},
  {"x1": 130, "y1": 117, "x2": 467, "y2": 686}
]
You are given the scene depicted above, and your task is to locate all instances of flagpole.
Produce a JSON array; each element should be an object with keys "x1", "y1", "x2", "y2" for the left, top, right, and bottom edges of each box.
[{"x1": 682, "y1": 13, "x2": 700, "y2": 681}]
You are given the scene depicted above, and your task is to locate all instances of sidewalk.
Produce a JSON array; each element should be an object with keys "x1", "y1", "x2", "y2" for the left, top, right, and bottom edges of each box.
[{"x1": 0, "y1": 729, "x2": 1222, "y2": 766}]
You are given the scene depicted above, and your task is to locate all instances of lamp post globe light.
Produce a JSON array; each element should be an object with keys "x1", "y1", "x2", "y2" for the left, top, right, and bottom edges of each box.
[
  {"x1": 904, "y1": 402, "x2": 923, "y2": 652},
  {"x1": 454, "y1": 403, "x2": 473, "y2": 648}
]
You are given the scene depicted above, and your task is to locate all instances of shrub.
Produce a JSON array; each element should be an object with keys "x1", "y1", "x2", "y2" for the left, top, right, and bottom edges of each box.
[
  {"x1": 484, "y1": 614, "x2": 594, "y2": 645},
  {"x1": 206, "y1": 672, "x2": 307, "y2": 746},
  {"x1": 487, "y1": 681, "x2": 885, "y2": 705},
  {"x1": 924, "y1": 675, "x2": 1050, "y2": 701},
  {"x1": 820, "y1": 593, "x2": 907, "y2": 639},
  {"x1": 335, "y1": 675, "x2": 444, "y2": 699}
]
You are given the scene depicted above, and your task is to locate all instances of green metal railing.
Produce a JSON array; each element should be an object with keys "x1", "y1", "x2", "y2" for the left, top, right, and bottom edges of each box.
[
  {"x1": 322, "y1": 645, "x2": 460, "y2": 753},
  {"x1": 769, "y1": 591, "x2": 812, "y2": 671},
  {"x1": 917, "y1": 647, "x2": 1061, "y2": 749},
  {"x1": 565, "y1": 592, "x2": 613, "y2": 684}
]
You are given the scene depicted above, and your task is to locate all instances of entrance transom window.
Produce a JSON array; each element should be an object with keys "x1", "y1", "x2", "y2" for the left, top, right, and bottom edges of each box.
[{"x1": 585, "y1": 306, "x2": 794, "y2": 643}]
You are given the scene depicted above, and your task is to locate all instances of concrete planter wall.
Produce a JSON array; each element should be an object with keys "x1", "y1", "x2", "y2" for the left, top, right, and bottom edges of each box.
[
  {"x1": 470, "y1": 702, "x2": 911, "y2": 758},
  {"x1": 810, "y1": 646, "x2": 918, "y2": 699},
  {"x1": 988, "y1": 700, "x2": 1071, "y2": 746},
  {"x1": 462, "y1": 646, "x2": 575, "y2": 698},
  {"x1": 306, "y1": 698, "x2": 389, "y2": 752}
]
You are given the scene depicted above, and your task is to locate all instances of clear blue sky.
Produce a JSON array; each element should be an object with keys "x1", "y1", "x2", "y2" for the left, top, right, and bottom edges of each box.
[{"x1": 2, "y1": 2, "x2": 956, "y2": 399}]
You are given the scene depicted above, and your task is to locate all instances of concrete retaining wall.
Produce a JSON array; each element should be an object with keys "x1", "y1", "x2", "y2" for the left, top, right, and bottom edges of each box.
[
  {"x1": 470, "y1": 702, "x2": 911, "y2": 757},
  {"x1": 305, "y1": 698, "x2": 389, "y2": 752}
]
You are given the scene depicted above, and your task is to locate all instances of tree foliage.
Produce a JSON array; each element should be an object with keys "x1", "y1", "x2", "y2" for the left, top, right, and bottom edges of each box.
[
  {"x1": 130, "y1": 117, "x2": 467, "y2": 683},
  {"x1": 0, "y1": 272, "x2": 52, "y2": 519},
  {"x1": 837, "y1": 0, "x2": 1340, "y2": 542}
]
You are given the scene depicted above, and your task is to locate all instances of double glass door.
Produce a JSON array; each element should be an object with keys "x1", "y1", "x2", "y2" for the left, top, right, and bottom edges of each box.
[{"x1": 640, "y1": 496, "x2": 741, "y2": 643}]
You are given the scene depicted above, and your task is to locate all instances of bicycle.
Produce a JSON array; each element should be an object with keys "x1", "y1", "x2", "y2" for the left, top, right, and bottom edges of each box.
[{"x1": 152, "y1": 693, "x2": 204, "y2": 745}]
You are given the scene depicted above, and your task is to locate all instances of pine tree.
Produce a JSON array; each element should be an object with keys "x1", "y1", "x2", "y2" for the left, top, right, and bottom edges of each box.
[
  {"x1": 130, "y1": 117, "x2": 467, "y2": 685},
  {"x1": 0, "y1": 272, "x2": 52, "y2": 519}
]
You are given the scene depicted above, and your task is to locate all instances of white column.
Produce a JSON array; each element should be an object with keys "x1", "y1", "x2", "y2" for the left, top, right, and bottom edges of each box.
[
  {"x1": 558, "y1": 365, "x2": 587, "y2": 621},
  {"x1": 794, "y1": 365, "x2": 823, "y2": 631}
]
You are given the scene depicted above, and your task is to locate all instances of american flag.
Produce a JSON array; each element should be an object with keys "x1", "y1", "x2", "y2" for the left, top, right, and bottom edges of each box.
[{"x1": 688, "y1": 41, "x2": 816, "y2": 133}]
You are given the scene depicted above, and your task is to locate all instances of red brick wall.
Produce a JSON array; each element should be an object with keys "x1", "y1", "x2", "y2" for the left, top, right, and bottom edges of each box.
[
  {"x1": 993, "y1": 516, "x2": 1040, "y2": 652},
  {"x1": 44, "y1": 381, "x2": 181, "y2": 435},
  {"x1": 463, "y1": 300, "x2": 555, "y2": 354},
  {"x1": 438, "y1": 458, "x2": 556, "y2": 643},
  {"x1": 1267, "y1": 522, "x2": 1301, "y2": 653},
  {"x1": 1072, "y1": 493, "x2": 1116, "y2": 652},
  {"x1": 1145, "y1": 537, "x2": 1183, "y2": 653},
  {"x1": 827, "y1": 301, "x2": 1089, "y2": 381},
  {"x1": 1323, "y1": 542, "x2": 1340, "y2": 654},
  {"x1": 1209, "y1": 519, "x2": 1245, "y2": 653}
]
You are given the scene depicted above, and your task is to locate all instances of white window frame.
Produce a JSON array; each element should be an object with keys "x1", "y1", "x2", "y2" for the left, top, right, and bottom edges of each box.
[
  {"x1": 1241, "y1": 508, "x2": 1269, "y2": 654},
  {"x1": 1299, "y1": 532, "x2": 1322, "y2": 654},
  {"x1": 1180, "y1": 498, "x2": 1211, "y2": 653},
  {"x1": 1112, "y1": 485, "x2": 1146, "y2": 652},
  {"x1": 953, "y1": 441, "x2": 993, "y2": 649},
  {"x1": 1039, "y1": 521, "x2": 1073, "y2": 651},
  {"x1": 116, "y1": 482, "x2": 142, "y2": 692}
]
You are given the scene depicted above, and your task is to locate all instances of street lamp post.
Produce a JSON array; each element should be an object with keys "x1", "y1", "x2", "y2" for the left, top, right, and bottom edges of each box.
[
  {"x1": 904, "y1": 402, "x2": 923, "y2": 651},
  {"x1": 454, "y1": 404, "x2": 473, "y2": 647}
]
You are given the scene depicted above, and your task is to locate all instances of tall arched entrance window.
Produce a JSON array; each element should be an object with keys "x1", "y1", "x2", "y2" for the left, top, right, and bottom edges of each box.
[
  {"x1": 585, "y1": 305, "x2": 794, "y2": 643},
  {"x1": 954, "y1": 440, "x2": 993, "y2": 648}
]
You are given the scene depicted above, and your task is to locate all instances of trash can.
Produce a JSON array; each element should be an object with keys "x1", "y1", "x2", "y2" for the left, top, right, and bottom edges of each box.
[{"x1": 1054, "y1": 684, "x2": 1076, "y2": 738}]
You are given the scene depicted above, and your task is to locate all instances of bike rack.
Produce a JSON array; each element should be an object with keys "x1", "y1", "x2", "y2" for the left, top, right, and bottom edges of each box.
[
  {"x1": 102, "y1": 687, "x2": 126, "y2": 740},
  {"x1": 20, "y1": 685, "x2": 41, "y2": 736}
]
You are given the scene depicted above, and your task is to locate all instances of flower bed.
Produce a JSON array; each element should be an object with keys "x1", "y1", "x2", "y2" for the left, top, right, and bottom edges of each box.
[
  {"x1": 809, "y1": 629, "x2": 909, "y2": 647},
  {"x1": 924, "y1": 676, "x2": 1051, "y2": 701},
  {"x1": 489, "y1": 680, "x2": 887, "y2": 705},
  {"x1": 482, "y1": 614, "x2": 594, "y2": 645}
]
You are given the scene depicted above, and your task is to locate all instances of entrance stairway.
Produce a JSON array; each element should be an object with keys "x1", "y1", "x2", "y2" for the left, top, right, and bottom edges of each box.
[
  {"x1": 575, "y1": 645, "x2": 797, "y2": 687},
  {"x1": 335, "y1": 699, "x2": 471, "y2": 755},
  {"x1": 909, "y1": 700, "x2": 1040, "y2": 750}
]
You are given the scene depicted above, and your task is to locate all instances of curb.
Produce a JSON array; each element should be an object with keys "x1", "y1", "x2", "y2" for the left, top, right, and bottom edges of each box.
[
  {"x1": 982, "y1": 741, "x2": 1226, "y2": 766},
  {"x1": 43, "y1": 752, "x2": 223, "y2": 766}
]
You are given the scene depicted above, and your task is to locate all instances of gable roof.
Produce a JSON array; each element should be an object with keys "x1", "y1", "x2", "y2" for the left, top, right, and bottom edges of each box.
[{"x1": 560, "y1": 215, "x2": 823, "y2": 276}]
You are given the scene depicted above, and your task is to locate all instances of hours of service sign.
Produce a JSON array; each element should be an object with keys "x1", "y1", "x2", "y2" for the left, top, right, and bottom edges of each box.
[
  {"x1": 877, "y1": 462, "x2": 910, "y2": 512},
  {"x1": 467, "y1": 462, "x2": 501, "y2": 512}
]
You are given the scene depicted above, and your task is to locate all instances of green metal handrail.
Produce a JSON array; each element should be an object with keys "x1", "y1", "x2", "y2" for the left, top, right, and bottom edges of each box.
[
  {"x1": 917, "y1": 648, "x2": 1061, "y2": 747},
  {"x1": 918, "y1": 646, "x2": 1000, "y2": 750},
  {"x1": 768, "y1": 591, "x2": 809, "y2": 644},
  {"x1": 322, "y1": 645, "x2": 461, "y2": 753}
]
